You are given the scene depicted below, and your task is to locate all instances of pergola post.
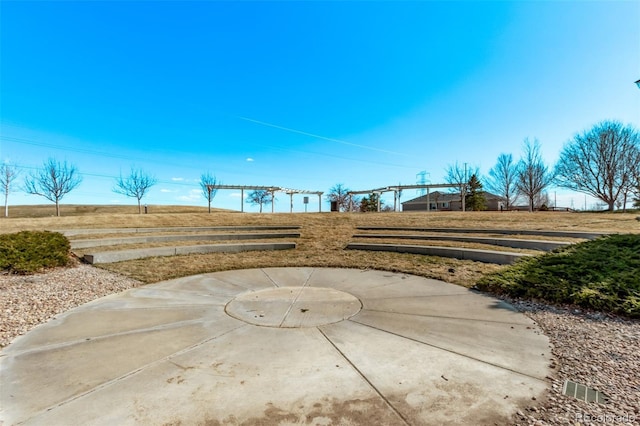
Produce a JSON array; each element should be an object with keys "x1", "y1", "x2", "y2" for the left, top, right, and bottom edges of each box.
[
  {"x1": 206, "y1": 186, "x2": 333, "y2": 214},
  {"x1": 271, "y1": 190, "x2": 275, "y2": 213},
  {"x1": 462, "y1": 184, "x2": 466, "y2": 212},
  {"x1": 347, "y1": 184, "x2": 466, "y2": 214}
]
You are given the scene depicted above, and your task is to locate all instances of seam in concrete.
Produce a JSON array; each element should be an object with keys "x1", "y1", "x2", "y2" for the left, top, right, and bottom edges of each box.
[
  {"x1": 125, "y1": 289, "x2": 237, "y2": 300},
  {"x1": 50, "y1": 304, "x2": 228, "y2": 313},
  {"x1": 350, "y1": 319, "x2": 548, "y2": 382},
  {"x1": 316, "y1": 327, "x2": 411, "y2": 426},
  {"x1": 261, "y1": 268, "x2": 281, "y2": 288},
  {"x1": 277, "y1": 270, "x2": 316, "y2": 327},
  {"x1": 278, "y1": 287, "x2": 308, "y2": 328},
  {"x1": 362, "y1": 293, "x2": 483, "y2": 301},
  {"x1": 6, "y1": 318, "x2": 216, "y2": 357},
  {"x1": 362, "y1": 308, "x2": 537, "y2": 326},
  {"x1": 21, "y1": 324, "x2": 249, "y2": 424},
  {"x1": 302, "y1": 269, "x2": 315, "y2": 288}
]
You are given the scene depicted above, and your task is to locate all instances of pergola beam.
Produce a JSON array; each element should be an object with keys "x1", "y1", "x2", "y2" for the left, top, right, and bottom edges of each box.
[
  {"x1": 207, "y1": 184, "x2": 324, "y2": 213},
  {"x1": 348, "y1": 183, "x2": 463, "y2": 195},
  {"x1": 347, "y1": 183, "x2": 465, "y2": 212}
]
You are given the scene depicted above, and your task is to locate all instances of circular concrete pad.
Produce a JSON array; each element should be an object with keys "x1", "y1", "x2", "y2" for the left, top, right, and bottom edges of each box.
[
  {"x1": 225, "y1": 286, "x2": 362, "y2": 327},
  {"x1": 0, "y1": 268, "x2": 551, "y2": 425}
]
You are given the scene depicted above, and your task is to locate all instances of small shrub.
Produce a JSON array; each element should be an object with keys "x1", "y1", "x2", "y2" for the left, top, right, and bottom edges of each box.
[{"x1": 0, "y1": 231, "x2": 71, "y2": 274}]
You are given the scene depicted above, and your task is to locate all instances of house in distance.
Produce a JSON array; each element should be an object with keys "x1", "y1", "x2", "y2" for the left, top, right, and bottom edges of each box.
[{"x1": 401, "y1": 191, "x2": 507, "y2": 212}]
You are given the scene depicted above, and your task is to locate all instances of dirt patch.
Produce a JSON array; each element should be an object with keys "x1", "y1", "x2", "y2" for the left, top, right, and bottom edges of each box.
[{"x1": 203, "y1": 397, "x2": 404, "y2": 425}]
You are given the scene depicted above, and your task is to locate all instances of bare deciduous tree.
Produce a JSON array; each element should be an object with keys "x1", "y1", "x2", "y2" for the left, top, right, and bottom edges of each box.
[
  {"x1": 1, "y1": 162, "x2": 20, "y2": 217},
  {"x1": 445, "y1": 162, "x2": 478, "y2": 211},
  {"x1": 534, "y1": 191, "x2": 551, "y2": 210},
  {"x1": 246, "y1": 189, "x2": 273, "y2": 213},
  {"x1": 200, "y1": 172, "x2": 219, "y2": 213},
  {"x1": 555, "y1": 120, "x2": 640, "y2": 212},
  {"x1": 485, "y1": 153, "x2": 518, "y2": 210},
  {"x1": 516, "y1": 138, "x2": 554, "y2": 212},
  {"x1": 24, "y1": 158, "x2": 82, "y2": 217},
  {"x1": 326, "y1": 183, "x2": 352, "y2": 212},
  {"x1": 113, "y1": 168, "x2": 157, "y2": 214}
]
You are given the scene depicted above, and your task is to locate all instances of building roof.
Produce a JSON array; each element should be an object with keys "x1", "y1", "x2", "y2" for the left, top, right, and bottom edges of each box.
[
  {"x1": 402, "y1": 191, "x2": 457, "y2": 205},
  {"x1": 402, "y1": 191, "x2": 505, "y2": 205}
]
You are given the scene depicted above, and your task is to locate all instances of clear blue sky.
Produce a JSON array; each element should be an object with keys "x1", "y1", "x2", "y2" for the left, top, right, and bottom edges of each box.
[{"x1": 1, "y1": 1, "x2": 639, "y2": 212}]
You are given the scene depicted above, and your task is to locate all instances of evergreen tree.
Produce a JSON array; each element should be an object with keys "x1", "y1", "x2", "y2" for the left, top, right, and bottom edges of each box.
[
  {"x1": 359, "y1": 193, "x2": 381, "y2": 212},
  {"x1": 465, "y1": 174, "x2": 487, "y2": 211}
]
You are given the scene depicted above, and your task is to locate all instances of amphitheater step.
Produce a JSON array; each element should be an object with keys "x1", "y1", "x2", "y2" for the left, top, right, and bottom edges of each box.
[
  {"x1": 60, "y1": 226, "x2": 300, "y2": 237},
  {"x1": 352, "y1": 234, "x2": 569, "y2": 252},
  {"x1": 71, "y1": 232, "x2": 300, "y2": 249},
  {"x1": 355, "y1": 227, "x2": 606, "y2": 240},
  {"x1": 346, "y1": 243, "x2": 528, "y2": 265},
  {"x1": 84, "y1": 242, "x2": 297, "y2": 264}
]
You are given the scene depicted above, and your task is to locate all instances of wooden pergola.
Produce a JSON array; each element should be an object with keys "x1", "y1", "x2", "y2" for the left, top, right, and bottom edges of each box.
[
  {"x1": 207, "y1": 185, "x2": 324, "y2": 213},
  {"x1": 347, "y1": 183, "x2": 465, "y2": 212}
]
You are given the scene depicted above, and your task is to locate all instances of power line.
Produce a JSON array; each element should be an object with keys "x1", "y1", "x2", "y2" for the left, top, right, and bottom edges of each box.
[
  {"x1": 235, "y1": 115, "x2": 415, "y2": 157},
  {"x1": 1, "y1": 135, "x2": 261, "y2": 177},
  {"x1": 2, "y1": 136, "x2": 142, "y2": 162},
  {"x1": 2, "y1": 132, "x2": 424, "y2": 176}
]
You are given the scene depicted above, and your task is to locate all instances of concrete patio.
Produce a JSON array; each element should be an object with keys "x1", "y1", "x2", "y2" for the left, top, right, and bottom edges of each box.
[{"x1": 0, "y1": 267, "x2": 551, "y2": 425}]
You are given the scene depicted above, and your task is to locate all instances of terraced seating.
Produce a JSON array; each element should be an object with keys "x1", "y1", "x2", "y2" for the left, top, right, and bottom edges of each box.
[
  {"x1": 84, "y1": 242, "x2": 296, "y2": 264},
  {"x1": 347, "y1": 242, "x2": 528, "y2": 264},
  {"x1": 355, "y1": 226, "x2": 606, "y2": 240},
  {"x1": 70, "y1": 232, "x2": 301, "y2": 249},
  {"x1": 351, "y1": 233, "x2": 570, "y2": 252},
  {"x1": 347, "y1": 227, "x2": 605, "y2": 265},
  {"x1": 59, "y1": 225, "x2": 300, "y2": 237},
  {"x1": 64, "y1": 226, "x2": 301, "y2": 264}
]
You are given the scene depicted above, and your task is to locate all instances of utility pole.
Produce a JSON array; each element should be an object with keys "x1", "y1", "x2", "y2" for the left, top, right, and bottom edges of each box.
[{"x1": 462, "y1": 162, "x2": 467, "y2": 212}]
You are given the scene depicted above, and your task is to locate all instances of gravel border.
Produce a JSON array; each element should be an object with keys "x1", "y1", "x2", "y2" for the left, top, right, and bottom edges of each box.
[
  {"x1": 1, "y1": 265, "x2": 638, "y2": 425},
  {"x1": 503, "y1": 298, "x2": 639, "y2": 425},
  {"x1": 0, "y1": 264, "x2": 142, "y2": 348}
]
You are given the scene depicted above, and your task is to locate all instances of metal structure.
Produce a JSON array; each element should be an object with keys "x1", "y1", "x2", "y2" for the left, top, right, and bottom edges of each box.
[
  {"x1": 347, "y1": 183, "x2": 464, "y2": 212},
  {"x1": 207, "y1": 185, "x2": 323, "y2": 213},
  {"x1": 415, "y1": 171, "x2": 430, "y2": 196}
]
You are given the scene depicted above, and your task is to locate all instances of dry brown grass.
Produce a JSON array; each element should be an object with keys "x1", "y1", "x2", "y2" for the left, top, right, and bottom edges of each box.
[
  {"x1": 2, "y1": 206, "x2": 638, "y2": 288},
  {"x1": 3, "y1": 203, "x2": 221, "y2": 219}
]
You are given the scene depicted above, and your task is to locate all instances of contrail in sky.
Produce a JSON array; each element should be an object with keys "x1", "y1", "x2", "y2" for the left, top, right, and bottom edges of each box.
[{"x1": 235, "y1": 116, "x2": 411, "y2": 157}]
